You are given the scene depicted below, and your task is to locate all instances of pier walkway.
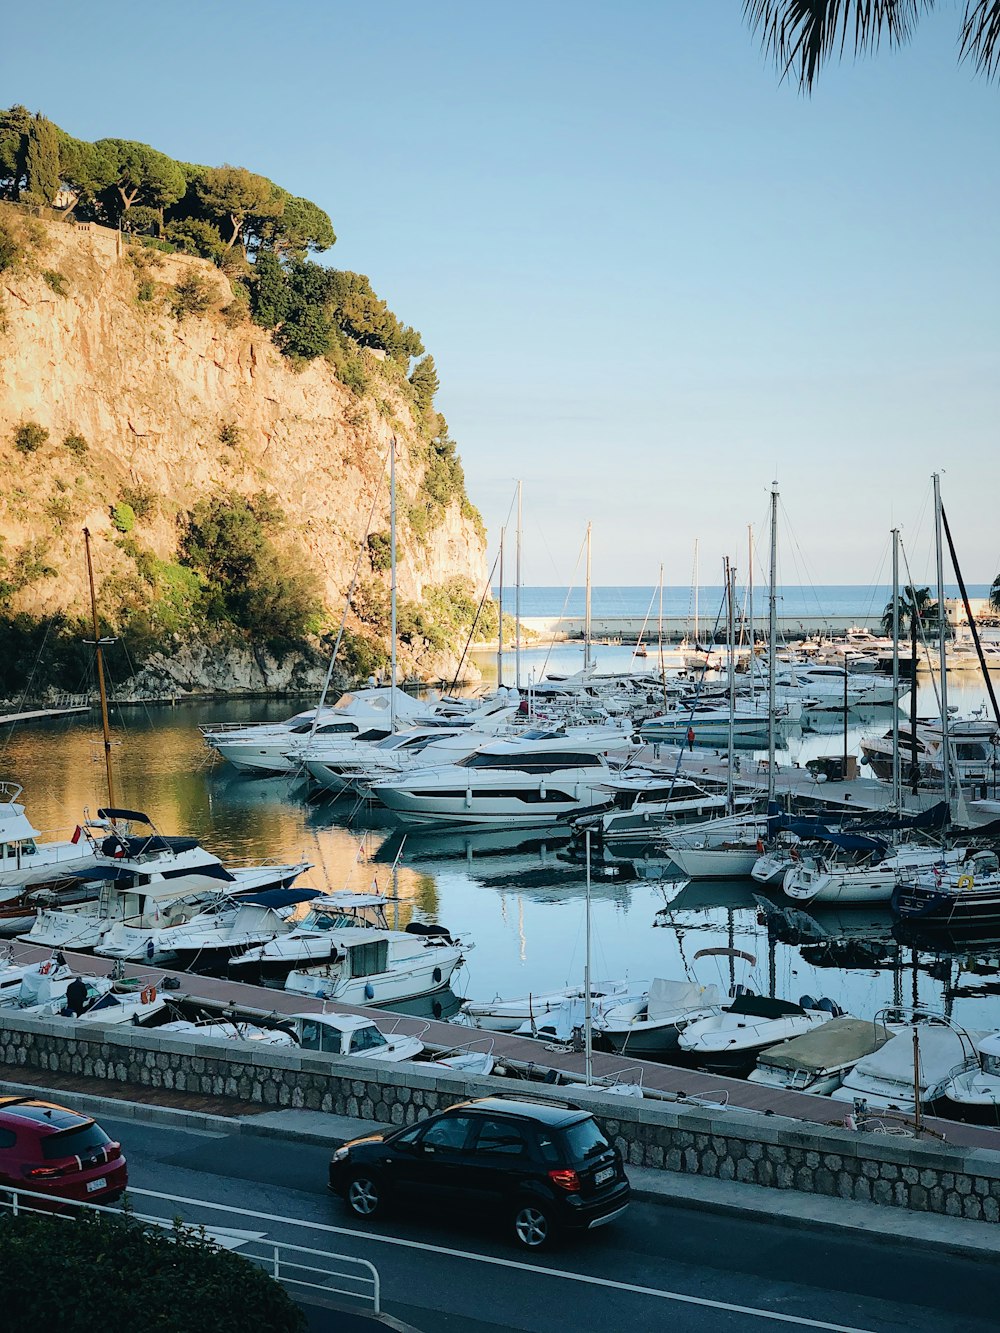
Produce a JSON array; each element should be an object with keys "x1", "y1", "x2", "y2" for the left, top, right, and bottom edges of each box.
[{"x1": 7, "y1": 940, "x2": 999, "y2": 1152}]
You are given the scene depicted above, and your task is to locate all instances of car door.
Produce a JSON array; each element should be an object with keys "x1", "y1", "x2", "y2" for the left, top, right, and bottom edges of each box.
[
  {"x1": 0, "y1": 1125, "x2": 17, "y2": 1185},
  {"x1": 391, "y1": 1113, "x2": 478, "y2": 1212},
  {"x1": 463, "y1": 1115, "x2": 536, "y2": 1210}
]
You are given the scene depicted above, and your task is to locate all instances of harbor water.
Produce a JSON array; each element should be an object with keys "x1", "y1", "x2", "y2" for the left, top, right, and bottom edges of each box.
[{"x1": 2, "y1": 661, "x2": 999, "y2": 1045}]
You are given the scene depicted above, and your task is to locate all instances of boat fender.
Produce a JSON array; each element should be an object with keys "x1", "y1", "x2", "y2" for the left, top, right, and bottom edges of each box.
[
  {"x1": 141, "y1": 986, "x2": 156, "y2": 1004},
  {"x1": 433, "y1": 967, "x2": 442, "y2": 984},
  {"x1": 38, "y1": 962, "x2": 52, "y2": 976},
  {"x1": 958, "y1": 874, "x2": 975, "y2": 890},
  {"x1": 364, "y1": 982, "x2": 375, "y2": 1001}
]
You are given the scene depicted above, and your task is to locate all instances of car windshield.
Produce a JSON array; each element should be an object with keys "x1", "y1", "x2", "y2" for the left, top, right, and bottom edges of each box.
[
  {"x1": 561, "y1": 1118, "x2": 610, "y2": 1162},
  {"x1": 42, "y1": 1122, "x2": 110, "y2": 1160}
]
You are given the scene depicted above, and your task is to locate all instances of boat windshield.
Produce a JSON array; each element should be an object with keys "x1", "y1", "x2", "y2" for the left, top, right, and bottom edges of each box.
[
  {"x1": 456, "y1": 751, "x2": 604, "y2": 773},
  {"x1": 983, "y1": 1053, "x2": 1000, "y2": 1077}
]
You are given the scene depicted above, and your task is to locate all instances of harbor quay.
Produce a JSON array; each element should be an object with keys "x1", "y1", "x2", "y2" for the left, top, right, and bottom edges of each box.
[{"x1": 4, "y1": 1006, "x2": 1000, "y2": 1228}]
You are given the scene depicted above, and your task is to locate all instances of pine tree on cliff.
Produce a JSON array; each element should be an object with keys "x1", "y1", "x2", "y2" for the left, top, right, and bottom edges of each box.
[
  {"x1": 410, "y1": 355, "x2": 440, "y2": 409},
  {"x1": 23, "y1": 113, "x2": 60, "y2": 205}
]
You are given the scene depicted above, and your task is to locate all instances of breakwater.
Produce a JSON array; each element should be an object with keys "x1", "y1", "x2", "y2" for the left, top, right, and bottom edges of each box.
[{"x1": 4, "y1": 1011, "x2": 999, "y2": 1225}]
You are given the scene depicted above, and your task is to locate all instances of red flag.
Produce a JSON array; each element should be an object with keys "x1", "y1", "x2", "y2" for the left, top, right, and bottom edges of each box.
[{"x1": 71, "y1": 825, "x2": 82, "y2": 845}]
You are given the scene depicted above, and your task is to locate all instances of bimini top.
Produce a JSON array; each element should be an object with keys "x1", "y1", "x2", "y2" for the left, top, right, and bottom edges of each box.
[{"x1": 97, "y1": 808, "x2": 153, "y2": 824}]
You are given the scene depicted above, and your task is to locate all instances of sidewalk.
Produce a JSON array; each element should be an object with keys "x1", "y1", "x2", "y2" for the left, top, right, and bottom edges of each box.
[{"x1": 4, "y1": 1072, "x2": 998, "y2": 1263}]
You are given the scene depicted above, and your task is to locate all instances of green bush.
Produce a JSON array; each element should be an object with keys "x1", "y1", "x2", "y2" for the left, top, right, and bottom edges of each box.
[
  {"x1": 218, "y1": 421, "x2": 241, "y2": 448},
  {"x1": 0, "y1": 1210, "x2": 305, "y2": 1332},
  {"x1": 164, "y1": 216, "x2": 226, "y2": 262},
  {"x1": 181, "y1": 491, "x2": 320, "y2": 643},
  {"x1": 367, "y1": 530, "x2": 392, "y2": 573},
  {"x1": 119, "y1": 483, "x2": 156, "y2": 520},
  {"x1": 136, "y1": 278, "x2": 155, "y2": 302},
  {"x1": 110, "y1": 502, "x2": 136, "y2": 533},
  {"x1": 0, "y1": 218, "x2": 21, "y2": 273},
  {"x1": 62, "y1": 431, "x2": 88, "y2": 456},
  {"x1": 170, "y1": 271, "x2": 215, "y2": 319},
  {"x1": 13, "y1": 421, "x2": 48, "y2": 454},
  {"x1": 41, "y1": 267, "x2": 67, "y2": 295}
]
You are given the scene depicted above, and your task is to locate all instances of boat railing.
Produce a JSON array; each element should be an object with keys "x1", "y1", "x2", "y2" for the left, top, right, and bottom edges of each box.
[
  {"x1": 0, "y1": 1184, "x2": 381, "y2": 1312},
  {"x1": 427, "y1": 1035, "x2": 496, "y2": 1062},
  {"x1": 0, "y1": 782, "x2": 24, "y2": 806}
]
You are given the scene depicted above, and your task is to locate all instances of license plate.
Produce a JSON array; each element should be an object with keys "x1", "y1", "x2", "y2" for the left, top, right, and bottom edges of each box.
[
  {"x1": 86, "y1": 1178, "x2": 107, "y2": 1193},
  {"x1": 594, "y1": 1166, "x2": 614, "y2": 1186}
]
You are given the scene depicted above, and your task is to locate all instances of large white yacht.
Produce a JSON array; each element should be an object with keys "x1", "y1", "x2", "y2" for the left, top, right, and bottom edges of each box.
[{"x1": 367, "y1": 726, "x2": 638, "y2": 828}]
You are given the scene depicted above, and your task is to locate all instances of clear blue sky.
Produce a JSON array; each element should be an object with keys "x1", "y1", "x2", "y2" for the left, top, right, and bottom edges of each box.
[{"x1": 3, "y1": 2, "x2": 997, "y2": 588}]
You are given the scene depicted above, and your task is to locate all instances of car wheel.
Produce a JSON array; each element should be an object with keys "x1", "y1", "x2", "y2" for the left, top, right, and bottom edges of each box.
[
  {"x1": 513, "y1": 1200, "x2": 555, "y2": 1250},
  {"x1": 346, "y1": 1171, "x2": 383, "y2": 1219}
]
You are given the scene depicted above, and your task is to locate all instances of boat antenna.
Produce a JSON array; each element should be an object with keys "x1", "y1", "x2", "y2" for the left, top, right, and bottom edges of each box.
[
  {"x1": 515, "y1": 480, "x2": 522, "y2": 691},
  {"x1": 83, "y1": 528, "x2": 116, "y2": 810},
  {"x1": 932, "y1": 473, "x2": 951, "y2": 817}
]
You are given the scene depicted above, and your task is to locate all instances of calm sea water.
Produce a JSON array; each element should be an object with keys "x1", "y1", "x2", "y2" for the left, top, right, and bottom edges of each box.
[
  {"x1": 2, "y1": 679, "x2": 999, "y2": 1044},
  {"x1": 497, "y1": 585, "x2": 991, "y2": 621}
]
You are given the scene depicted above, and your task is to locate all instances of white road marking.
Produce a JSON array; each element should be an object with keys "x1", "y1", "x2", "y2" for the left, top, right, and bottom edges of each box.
[{"x1": 129, "y1": 1188, "x2": 876, "y2": 1331}]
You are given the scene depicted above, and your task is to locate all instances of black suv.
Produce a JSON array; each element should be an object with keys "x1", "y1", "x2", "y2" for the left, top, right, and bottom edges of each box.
[{"x1": 328, "y1": 1095, "x2": 630, "y2": 1249}]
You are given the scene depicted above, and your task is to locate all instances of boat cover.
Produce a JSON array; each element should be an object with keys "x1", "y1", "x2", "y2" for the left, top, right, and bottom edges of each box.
[
  {"x1": 97, "y1": 808, "x2": 153, "y2": 824},
  {"x1": 727, "y1": 993, "x2": 805, "y2": 1020},
  {"x1": 851, "y1": 1025, "x2": 983, "y2": 1084},
  {"x1": 100, "y1": 834, "x2": 201, "y2": 858},
  {"x1": 646, "y1": 978, "x2": 722, "y2": 1021},
  {"x1": 755, "y1": 1017, "x2": 890, "y2": 1074}
]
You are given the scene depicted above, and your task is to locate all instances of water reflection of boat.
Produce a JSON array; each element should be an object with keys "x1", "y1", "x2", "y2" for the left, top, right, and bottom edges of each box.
[
  {"x1": 376, "y1": 826, "x2": 572, "y2": 866},
  {"x1": 754, "y1": 896, "x2": 896, "y2": 968},
  {"x1": 657, "y1": 878, "x2": 760, "y2": 915}
]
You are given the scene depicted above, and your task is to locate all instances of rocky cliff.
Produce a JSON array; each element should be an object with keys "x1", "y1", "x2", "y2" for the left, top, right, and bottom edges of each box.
[{"x1": 0, "y1": 207, "x2": 487, "y2": 694}]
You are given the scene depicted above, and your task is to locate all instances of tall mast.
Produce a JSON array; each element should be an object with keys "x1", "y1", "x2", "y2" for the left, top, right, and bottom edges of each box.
[
  {"x1": 390, "y1": 437, "x2": 397, "y2": 733},
  {"x1": 747, "y1": 523, "x2": 754, "y2": 699},
  {"x1": 726, "y1": 557, "x2": 737, "y2": 814},
  {"x1": 83, "y1": 528, "x2": 116, "y2": 809},
  {"x1": 658, "y1": 562, "x2": 668, "y2": 712},
  {"x1": 515, "y1": 480, "x2": 522, "y2": 691},
  {"x1": 891, "y1": 527, "x2": 901, "y2": 811},
  {"x1": 584, "y1": 828, "x2": 593, "y2": 1087},
  {"x1": 497, "y1": 526, "x2": 505, "y2": 688},
  {"x1": 768, "y1": 484, "x2": 778, "y2": 804},
  {"x1": 933, "y1": 473, "x2": 951, "y2": 812},
  {"x1": 693, "y1": 538, "x2": 699, "y2": 646},
  {"x1": 584, "y1": 521, "x2": 592, "y2": 671}
]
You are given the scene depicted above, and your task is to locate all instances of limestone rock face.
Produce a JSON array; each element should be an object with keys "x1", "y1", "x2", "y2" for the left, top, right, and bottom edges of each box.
[{"x1": 0, "y1": 211, "x2": 486, "y2": 689}]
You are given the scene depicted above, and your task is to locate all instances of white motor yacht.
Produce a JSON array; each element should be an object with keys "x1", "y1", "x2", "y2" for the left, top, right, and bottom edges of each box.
[
  {"x1": 368, "y1": 726, "x2": 638, "y2": 828},
  {"x1": 678, "y1": 993, "x2": 843, "y2": 1073},
  {"x1": 640, "y1": 698, "x2": 800, "y2": 744},
  {"x1": 860, "y1": 717, "x2": 999, "y2": 788},
  {"x1": 572, "y1": 776, "x2": 740, "y2": 847},
  {"x1": 0, "y1": 782, "x2": 98, "y2": 889},
  {"x1": 228, "y1": 891, "x2": 391, "y2": 973},
  {"x1": 281, "y1": 925, "x2": 468, "y2": 1006}
]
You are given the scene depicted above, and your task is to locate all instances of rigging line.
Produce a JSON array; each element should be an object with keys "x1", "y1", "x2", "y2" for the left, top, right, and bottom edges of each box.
[
  {"x1": 447, "y1": 549, "x2": 502, "y2": 695},
  {"x1": 535, "y1": 530, "x2": 588, "y2": 685}
]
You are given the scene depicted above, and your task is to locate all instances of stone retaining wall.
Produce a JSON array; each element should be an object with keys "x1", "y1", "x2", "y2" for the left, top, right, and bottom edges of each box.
[{"x1": 5, "y1": 1015, "x2": 999, "y2": 1223}]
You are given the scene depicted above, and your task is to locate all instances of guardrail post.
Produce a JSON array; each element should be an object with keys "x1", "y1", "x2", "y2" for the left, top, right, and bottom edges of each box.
[{"x1": 273, "y1": 1244, "x2": 280, "y2": 1282}]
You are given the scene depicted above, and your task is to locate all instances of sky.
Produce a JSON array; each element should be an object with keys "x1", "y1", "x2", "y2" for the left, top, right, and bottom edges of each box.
[{"x1": 3, "y1": 2, "x2": 998, "y2": 589}]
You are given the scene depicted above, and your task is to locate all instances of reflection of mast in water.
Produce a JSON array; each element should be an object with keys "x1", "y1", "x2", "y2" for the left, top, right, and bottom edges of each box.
[
  {"x1": 518, "y1": 895, "x2": 526, "y2": 964},
  {"x1": 768, "y1": 929, "x2": 776, "y2": 1000},
  {"x1": 892, "y1": 942, "x2": 903, "y2": 1011},
  {"x1": 728, "y1": 906, "x2": 735, "y2": 993}
]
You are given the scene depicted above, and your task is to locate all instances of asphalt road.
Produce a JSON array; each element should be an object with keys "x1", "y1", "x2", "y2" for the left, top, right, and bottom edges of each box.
[{"x1": 99, "y1": 1115, "x2": 996, "y2": 1333}]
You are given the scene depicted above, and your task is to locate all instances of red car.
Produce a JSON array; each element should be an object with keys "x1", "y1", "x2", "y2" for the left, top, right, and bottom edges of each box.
[{"x1": 0, "y1": 1097, "x2": 127, "y2": 1206}]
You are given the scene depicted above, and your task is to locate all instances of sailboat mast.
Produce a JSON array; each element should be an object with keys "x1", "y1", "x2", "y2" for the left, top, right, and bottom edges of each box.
[
  {"x1": 390, "y1": 437, "x2": 397, "y2": 733},
  {"x1": 747, "y1": 524, "x2": 754, "y2": 682},
  {"x1": 891, "y1": 527, "x2": 901, "y2": 810},
  {"x1": 767, "y1": 484, "x2": 778, "y2": 802},
  {"x1": 933, "y1": 473, "x2": 951, "y2": 812},
  {"x1": 83, "y1": 527, "x2": 116, "y2": 809},
  {"x1": 658, "y1": 562, "x2": 668, "y2": 712},
  {"x1": 584, "y1": 827, "x2": 593, "y2": 1086},
  {"x1": 725, "y1": 556, "x2": 736, "y2": 815},
  {"x1": 693, "y1": 538, "x2": 699, "y2": 646},
  {"x1": 584, "y1": 521, "x2": 592, "y2": 671},
  {"x1": 515, "y1": 480, "x2": 522, "y2": 691},
  {"x1": 497, "y1": 527, "x2": 505, "y2": 689}
]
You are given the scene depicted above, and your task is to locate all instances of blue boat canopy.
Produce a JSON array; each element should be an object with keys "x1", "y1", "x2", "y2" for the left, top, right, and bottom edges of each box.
[{"x1": 237, "y1": 887, "x2": 319, "y2": 909}]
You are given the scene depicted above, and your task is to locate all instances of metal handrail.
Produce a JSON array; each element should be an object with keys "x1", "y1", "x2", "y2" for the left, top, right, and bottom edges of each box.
[{"x1": 0, "y1": 1184, "x2": 380, "y2": 1312}]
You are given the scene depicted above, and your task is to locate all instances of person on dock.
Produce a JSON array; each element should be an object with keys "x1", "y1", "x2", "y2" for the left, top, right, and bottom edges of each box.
[
  {"x1": 686, "y1": 726, "x2": 695, "y2": 752},
  {"x1": 64, "y1": 976, "x2": 89, "y2": 1018}
]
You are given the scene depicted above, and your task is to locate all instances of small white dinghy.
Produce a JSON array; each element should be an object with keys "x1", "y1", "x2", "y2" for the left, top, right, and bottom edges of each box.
[{"x1": 461, "y1": 979, "x2": 634, "y2": 1033}]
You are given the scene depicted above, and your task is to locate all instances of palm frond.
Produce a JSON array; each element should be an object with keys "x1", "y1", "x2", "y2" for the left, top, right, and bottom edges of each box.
[
  {"x1": 744, "y1": 1, "x2": 932, "y2": 91},
  {"x1": 959, "y1": 0, "x2": 1000, "y2": 79}
]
